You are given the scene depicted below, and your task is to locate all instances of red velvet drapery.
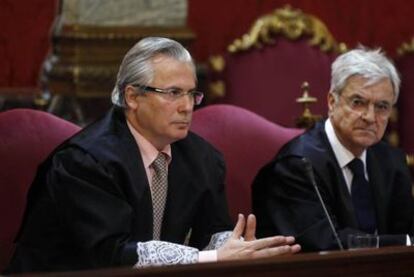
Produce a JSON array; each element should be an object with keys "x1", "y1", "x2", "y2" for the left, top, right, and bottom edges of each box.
[{"x1": 0, "y1": 0, "x2": 58, "y2": 87}]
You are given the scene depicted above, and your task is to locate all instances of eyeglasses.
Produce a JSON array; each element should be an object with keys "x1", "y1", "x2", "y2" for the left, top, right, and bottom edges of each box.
[
  {"x1": 131, "y1": 84, "x2": 204, "y2": 106},
  {"x1": 340, "y1": 94, "x2": 392, "y2": 118}
]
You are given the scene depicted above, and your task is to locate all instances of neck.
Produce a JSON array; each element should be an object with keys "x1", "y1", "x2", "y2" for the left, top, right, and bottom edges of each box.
[{"x1": 125, "y1": 110, "x2": 169, "y2": 151}]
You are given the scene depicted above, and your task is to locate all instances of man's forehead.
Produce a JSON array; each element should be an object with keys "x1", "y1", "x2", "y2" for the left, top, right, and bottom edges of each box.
[
  {"x1": 152, "y1": 54, "x2": 171, "y2": 64},
  {"x1": 343, "y1": 76, "x2": 394, "y2": 97}
]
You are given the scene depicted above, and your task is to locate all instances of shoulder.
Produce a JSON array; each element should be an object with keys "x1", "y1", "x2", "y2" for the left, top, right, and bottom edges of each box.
[
  {"x1": 70, "y1": 107, "x2": 127, "y2": 149},
  {"x1": 175, "y1": 131, "x2": 224, "y2": 161},
  {"x1": 64, "y1": 107, "x2": 134, "y2": 160},
  {"x1": 172, "y1": 131, "x2": 226, "y2": 180},
  {"x1": 43, "y1": 108, "x2": 136, "y2": 179},
  {"x1": 256, "y1": 121, "x2": 337, "y2": 181},
  {"x1": 278, "y1": 120, "x2": 332, "y2": 162},
  {"x1": 367, "y1": 141, "x2": 412, "y2": 191},
  {"x1": 369, "y1": 140, "x2": 408, "y2": 167}
]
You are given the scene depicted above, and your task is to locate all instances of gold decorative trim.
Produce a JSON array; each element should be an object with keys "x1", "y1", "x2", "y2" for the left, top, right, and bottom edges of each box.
[
  {"x1": 295, "y1": 82, "x2": 322, "y2": 129},
  {"x1": 208, "y1": 81, "x2": 226, "y2": 99},
  {"x1": 387, "y1": 131, "x2": 399, "y2": 147},
  {"x1": 208, "y1": 55, "x2": 226, "y2": 73},
  {"x1": 390, "y1": 107, "x2": 398, "y2": 123},
  {"x1": 397, "y1": 37, "x2": 414, "y2": 56},
  {"x1": 386, "y1": 107, "x2": 399, "y2": 147},
  {"x1": 207, "y1": 56, "x2": 226, "y2": 101},
  {"x1": 406, "y1": 154, "x2": 414, "y2": 167},
  {"x1": 227, "y1": 5, "x2": 346, "y2": 53},
  {"x1": 57, "y1": 24, "x2": 195, "y2": 41},
  {"x1": 45, "y1": 64, "x2": 118, "y2": 83}
]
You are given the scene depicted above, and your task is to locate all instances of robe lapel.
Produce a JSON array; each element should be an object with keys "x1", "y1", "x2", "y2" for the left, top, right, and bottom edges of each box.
[
  {"x1": 309, "y1": 122, "x2": 359, "y2": 228},
  {"x1": 161, "y1": 144, "x2": 198, "y2": 242},
  {"x1": 366, "y1": 149, "x2": 388, "y2": 233},
  {"x1": 113, "y1": 109, "x2": 153, "y2": 239}
]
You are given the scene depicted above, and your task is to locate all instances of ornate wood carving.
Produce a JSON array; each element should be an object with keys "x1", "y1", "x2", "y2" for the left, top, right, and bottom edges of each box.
[{"x1": 227, "y1": 5, "x2": 346, "y2": 53}]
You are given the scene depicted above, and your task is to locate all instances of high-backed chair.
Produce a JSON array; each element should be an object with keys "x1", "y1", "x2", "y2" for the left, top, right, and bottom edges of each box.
[
  {"x1": 0, "y1": 109, "x2": 80, "y2": 271},
  {"x1": 191, "y1": 104, "x2": 303, "y2": 222},
  {"x1": 208, "y1": 6, "x2": 345, "y2": 128}
]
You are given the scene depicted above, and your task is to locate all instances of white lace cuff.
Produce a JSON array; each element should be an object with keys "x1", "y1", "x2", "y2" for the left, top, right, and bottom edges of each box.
[
  {"x1": 203, "y1": 231, "x2": 232, "y2": 250},
  {"x1": 134, "y1": 241, "x2": 198, "y2": 268}
]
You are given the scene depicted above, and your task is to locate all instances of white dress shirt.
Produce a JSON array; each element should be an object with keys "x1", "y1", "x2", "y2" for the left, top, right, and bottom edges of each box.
[{"x1": 324, "y1": 119, "x2": 368, "y2": 194}]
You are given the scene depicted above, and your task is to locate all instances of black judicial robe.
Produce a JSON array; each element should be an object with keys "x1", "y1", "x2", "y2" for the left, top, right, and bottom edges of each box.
[
  {"x1": 6, "y1": 107, "x2": 232, "y2": 273},
  {"x1": 253, "y1": 120, "x2": 414, "y2": 252}
]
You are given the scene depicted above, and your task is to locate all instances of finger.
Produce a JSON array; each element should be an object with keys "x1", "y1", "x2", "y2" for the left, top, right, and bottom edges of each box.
[
  {"x1": 284, "y1": 236, "x2": 296, "y2": 245},
  {"x1": 252, "y1": 245, "x2": 295, "y2": 259},
  {"x1": 231, "y1": 214, "x2": 245, "y2": 239},
  {"x1": 270, "y1": 236, "x2": 296, "y2": 246},
  {"x1": 244, "y1": 214, "x2": 256, "y2": 241},
  {"x1": 249, "y1": 236, "x2": 290, "y2": 250},
  {"x1": 290, "y1": 244, "x2": 301, "y2": 254}
]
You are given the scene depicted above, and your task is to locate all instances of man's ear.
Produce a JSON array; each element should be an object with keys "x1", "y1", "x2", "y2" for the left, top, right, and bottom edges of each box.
[
  {"x1": 327, "y1": 92, "x2": 336, "y2": 115},
  {"x1": 124, "y1": 86, "x2": 138, "y2": 110}
]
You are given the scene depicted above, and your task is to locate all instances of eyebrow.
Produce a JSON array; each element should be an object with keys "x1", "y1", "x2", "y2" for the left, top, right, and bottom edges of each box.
[
  {"x1": 349, "y1": 94, "x2": 392, "y2": 103},
  {"x1": 376, "y1": 100, "x2": 392, "y2": 105},
  {"x1": 165, "y1": 86, "x2": 198, "y2": 92}
]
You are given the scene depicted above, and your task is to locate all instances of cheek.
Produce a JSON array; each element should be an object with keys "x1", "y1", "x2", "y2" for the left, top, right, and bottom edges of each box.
[
  {"x1": 334, "y1": 108, "x2": 355, "y2": 126},
  {"x1": 158, "y1": 109, "x2": 177, "y2": 129},
  {"x1": 376, "y1": 120, "x2": 388, "y2": 137}
]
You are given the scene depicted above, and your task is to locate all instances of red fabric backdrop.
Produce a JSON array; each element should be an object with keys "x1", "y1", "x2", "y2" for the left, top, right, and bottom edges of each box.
[
  {"x1": 1, "y1": 0, "x2": 414, "y2": 87},
  {"x1": 217, "y1": 37, "x2": 337, "y2": 127},
  {"x1": 0, "y1": 0, "x2": 58, "y2": 87}
]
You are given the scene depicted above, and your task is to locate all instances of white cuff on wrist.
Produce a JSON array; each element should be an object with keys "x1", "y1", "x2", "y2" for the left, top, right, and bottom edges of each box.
[{"x1": 198, "y1": 250, "x2": 217, "y2": 263}]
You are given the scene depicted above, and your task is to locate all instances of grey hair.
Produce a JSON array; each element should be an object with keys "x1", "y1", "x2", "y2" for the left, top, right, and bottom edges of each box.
[
  {"x1": 111, "y1": 37, "x2": 196, "y2": 107},
  {"x1": 330, "y1": 47, "x2": 400, "y2": 103}
]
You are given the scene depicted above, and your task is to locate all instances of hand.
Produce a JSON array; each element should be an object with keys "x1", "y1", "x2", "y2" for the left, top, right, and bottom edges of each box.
[{"x1": 217, "y1": 214, "x2": 301, "y2": 261}]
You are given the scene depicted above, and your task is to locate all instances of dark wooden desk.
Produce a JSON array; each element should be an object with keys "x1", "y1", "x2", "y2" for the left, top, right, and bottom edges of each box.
[{"x1": 18, "y1": 246, "x2": 414, "y2": 277}]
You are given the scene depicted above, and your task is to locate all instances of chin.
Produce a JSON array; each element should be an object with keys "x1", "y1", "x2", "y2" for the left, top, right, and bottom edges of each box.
[
  {"x1": 172, "y1": 130, "x2": 189, "y2": 141},
  {"x1": 354, "y1": 138, "x2": 378, "y2": 149}
]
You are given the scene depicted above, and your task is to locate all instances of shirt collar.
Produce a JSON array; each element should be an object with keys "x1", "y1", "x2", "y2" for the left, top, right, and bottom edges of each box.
[
  {"x1": 126, "y1": 120, "x2": 171, "y2": 169},
  {"x1": 325, "y1": 118, "x2": 367, "y2": 169}
]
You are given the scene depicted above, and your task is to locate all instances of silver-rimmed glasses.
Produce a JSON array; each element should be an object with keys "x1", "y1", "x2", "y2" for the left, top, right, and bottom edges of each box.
[
  {"x1": 132, "y1": 84, "x2": 204, "y2": 105},
  {"x1": 340, "y1": 94, "x2": 392, "y2": 118}
]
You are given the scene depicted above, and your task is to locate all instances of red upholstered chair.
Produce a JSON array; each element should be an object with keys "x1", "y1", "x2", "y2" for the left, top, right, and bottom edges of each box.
[
  {"x1": 0, "y1": 108, "x2": 80, "y2": 271},
  {"x1": 208, "y1": 6, "x2": 345, "y2": 128},
  {"x1": 191, "y1": 104, "x2": 303, "y2": 222}
]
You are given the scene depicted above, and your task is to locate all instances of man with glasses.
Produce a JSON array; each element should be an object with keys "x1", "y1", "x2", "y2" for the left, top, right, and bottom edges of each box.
[
  {"x1": 252, "y1": 47, "x2": 414, "y2": 252},
  {"x1": 6, "y1": 37, "x2": 300, "y2": 274}
]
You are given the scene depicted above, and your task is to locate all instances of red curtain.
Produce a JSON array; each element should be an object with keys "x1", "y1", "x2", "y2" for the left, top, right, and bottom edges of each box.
[{"x1": 0, "y1": 0, "x2": 57, "y2": 87}]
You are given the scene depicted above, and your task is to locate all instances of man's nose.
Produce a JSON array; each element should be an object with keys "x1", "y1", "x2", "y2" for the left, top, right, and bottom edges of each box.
[
  {"x1": 362, "y1": 104, "x2": 376, "y2": 122},
  {"x1": 177, "y1": 93, "x2": 194, "y2": 112}
]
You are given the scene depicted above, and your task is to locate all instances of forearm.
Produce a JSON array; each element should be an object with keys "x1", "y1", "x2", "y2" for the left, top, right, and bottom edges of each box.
[
  {"x1": 133, "y1": 241, "x2": 198, "y2": 268},
  {"x1": 133, "y1": 234, "x2": 238, "y2": 267}
]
